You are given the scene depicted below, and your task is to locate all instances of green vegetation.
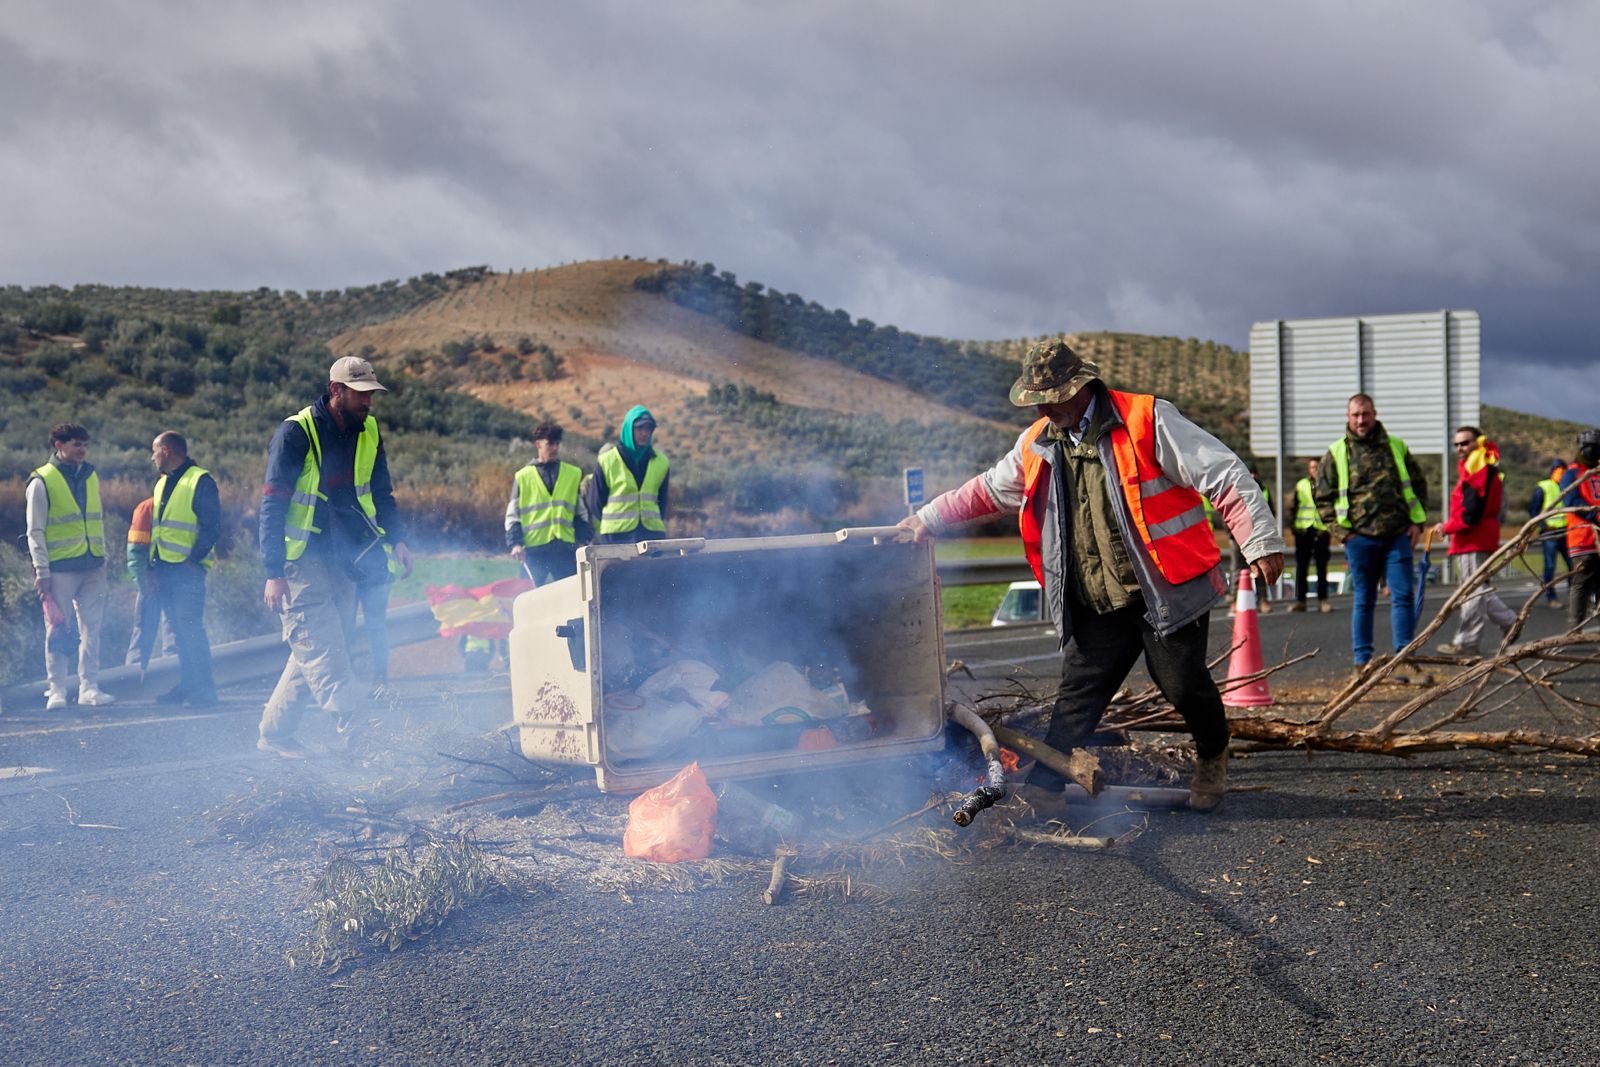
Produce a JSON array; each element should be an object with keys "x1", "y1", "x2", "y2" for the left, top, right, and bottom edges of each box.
[
  {"x1": 390, "y1": 554, "x2": 525, "y2": 605},
  {"x1": 635, "y1": 263, "x2": 1022, "y2": 423},
  {"x1": 934, "y1": 539, "x2": 1025, "y2": 629},
  {"x1": 420, "y1": 334, "x2": 564, "y2": 386},
  {"x1": 0, "y1": 294, "x2": 541, "y2": 550},
  {"x1": 4, "y1": 259, "x2": 1586, "y2": 554},
  {"x1": 1480, "y1": 404, "x2": 1590, "y2": 499},
  {"x1": 692, "y1": 380, "x2": 1011, "y2": 479},
  {"x1": 3, "y1": 267, "x2": 490, "y2": 345},
  {"x1": 942, "y1": 583, "x2": 1010, "y2": 630}
]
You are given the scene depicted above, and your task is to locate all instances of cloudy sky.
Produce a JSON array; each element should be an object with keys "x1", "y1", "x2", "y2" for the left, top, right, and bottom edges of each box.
[{"x1": 3, "y1": 1, "x2": 1596, "y2": 422}]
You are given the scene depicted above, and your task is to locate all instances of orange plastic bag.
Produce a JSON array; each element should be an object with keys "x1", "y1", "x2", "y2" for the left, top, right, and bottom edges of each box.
[{"x1": 622, "y1": 762, "x2": 717, "y2": 862}]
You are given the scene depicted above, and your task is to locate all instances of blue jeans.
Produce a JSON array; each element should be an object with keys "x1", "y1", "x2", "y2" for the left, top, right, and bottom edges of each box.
[
  {"x1": 1344, "y1": 532, "x2": 1417, "y2": 666},
  {"x1": 152, "y1": 561, "x2": 215, "y2": 698},
  {"x1": 356, "y1": 578, "x2": 390, "y2": 685},
  {"x1": 1541, "y1": 535, "x2": 1570, "y2": 601}
]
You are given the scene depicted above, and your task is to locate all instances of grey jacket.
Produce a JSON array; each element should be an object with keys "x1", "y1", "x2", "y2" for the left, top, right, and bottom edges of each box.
[{"x1": 917, "y1": 384, "x2": 1283, "y2": 642}]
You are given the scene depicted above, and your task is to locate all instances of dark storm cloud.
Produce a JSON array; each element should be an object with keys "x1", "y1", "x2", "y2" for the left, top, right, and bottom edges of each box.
[{"x1": 1, "y1": 1, "x2": 1595, "y2": 421}]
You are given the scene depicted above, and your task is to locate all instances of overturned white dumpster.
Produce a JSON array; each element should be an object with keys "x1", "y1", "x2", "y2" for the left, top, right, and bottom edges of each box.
[{"x1": 509, "y1": 528, "x2": 948, "y2": 791}]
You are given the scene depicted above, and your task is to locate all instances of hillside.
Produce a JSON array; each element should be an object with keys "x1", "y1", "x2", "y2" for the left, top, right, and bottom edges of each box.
[
  {"x1": 2, "y1": 259, "x2": 1589, "y2": 544},
  {"x1": 328, "y1": 260, "x2": 1019, "y2": 460}
]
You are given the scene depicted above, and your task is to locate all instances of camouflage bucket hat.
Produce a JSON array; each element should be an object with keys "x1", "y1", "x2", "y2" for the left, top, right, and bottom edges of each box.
[{"x1": 1009, "y1": 339, "x2": 1101, "y2": 407}]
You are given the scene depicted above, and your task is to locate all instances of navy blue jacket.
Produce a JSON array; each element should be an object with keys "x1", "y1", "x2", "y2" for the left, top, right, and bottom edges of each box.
[{"x1": 258, "y1": 394, "x2": 403, "y2": 579}]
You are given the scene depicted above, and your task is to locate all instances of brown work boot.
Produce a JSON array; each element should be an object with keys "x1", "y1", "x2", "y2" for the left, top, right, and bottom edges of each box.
[
  {"x1": 1011, "y1": 783, "x2": 1068, "y2": 821},
  {"x1": 1188, "y1": 752, "x2": 1229, "y2": 812},
  {"x1": 1319, "y1": 601, "x2": 1335, "y2": 614},
  {"x1": 1288, "y1": 601, "x2": 1306, "y2": 613}
]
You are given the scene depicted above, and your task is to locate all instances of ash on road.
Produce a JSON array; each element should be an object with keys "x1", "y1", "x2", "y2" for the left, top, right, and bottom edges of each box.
[{"x1": 1, "y1": 600, "x2": 1595, "y2": 1066}]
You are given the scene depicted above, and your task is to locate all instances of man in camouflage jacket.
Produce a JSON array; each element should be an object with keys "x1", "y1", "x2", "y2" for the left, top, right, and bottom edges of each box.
[{"x1": 1313, "y1": 394, "x2": 1429, "y2": 676}]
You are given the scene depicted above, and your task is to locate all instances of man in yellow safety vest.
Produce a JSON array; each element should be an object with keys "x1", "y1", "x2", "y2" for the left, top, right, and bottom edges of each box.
[
  {"x1": 591, "y1": 406, "x2": 669, "y2": 545},
  {"x1": 148, "y1": 431, "x2": 221, "y2": 707},
  {"x1": 255, "y1": 357, "x2": 412, "y2": 758},
  {"x1": 506, "y1": 421, "x2": 591, "y2": 583},
  {"x1": 1290, "y1": 457, "x2": 1333, "y2": 614},
  {"x1": 1527, "y1": 459, "x2": 1569, "y2": 608},
  {"x1": 24, "y1": 422, "x2": 116, "y2": 710},
  {"x1": 1314, "y1": 393, "x2": 1429, "y2": 680}
]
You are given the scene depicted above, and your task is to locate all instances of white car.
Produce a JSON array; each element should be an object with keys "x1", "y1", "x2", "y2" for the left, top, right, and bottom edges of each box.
[{"x1": 990, "y1": 580, "x2": 1047, "y2": 626}]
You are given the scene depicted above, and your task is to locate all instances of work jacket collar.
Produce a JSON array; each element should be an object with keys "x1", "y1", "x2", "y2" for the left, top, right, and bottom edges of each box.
[{"x1": 314, "y1": 392, "x2": 365, "y2": 437}]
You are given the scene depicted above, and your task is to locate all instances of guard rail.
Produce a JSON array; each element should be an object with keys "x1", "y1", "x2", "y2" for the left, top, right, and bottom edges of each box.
[{"x1": 3, "y1": 560, "x2": 1036, "y2": 709}]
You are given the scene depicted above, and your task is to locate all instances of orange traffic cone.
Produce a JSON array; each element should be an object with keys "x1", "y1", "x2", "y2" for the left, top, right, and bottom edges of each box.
[{"x1": 1223, "y1": 567, "x2": 1274, "y2": 708}]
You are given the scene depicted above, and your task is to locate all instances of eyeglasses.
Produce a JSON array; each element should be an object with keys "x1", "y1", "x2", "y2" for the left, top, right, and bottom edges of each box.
[{"x1": 1452, "y1": 440, "x2": 1474, "y2": 450}]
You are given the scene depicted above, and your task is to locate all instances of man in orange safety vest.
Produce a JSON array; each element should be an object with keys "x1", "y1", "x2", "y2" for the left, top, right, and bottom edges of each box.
[{"x1": 900, "y1": 340, "x2": 1283, "y2": 813}]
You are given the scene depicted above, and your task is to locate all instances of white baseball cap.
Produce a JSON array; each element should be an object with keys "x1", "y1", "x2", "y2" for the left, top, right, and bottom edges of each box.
[{"x1": 329, "y1": 356, "x2": 387, "y2": 392}]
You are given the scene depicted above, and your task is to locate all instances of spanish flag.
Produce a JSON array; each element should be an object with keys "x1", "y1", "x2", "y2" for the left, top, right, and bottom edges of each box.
[{"x1": 425, "y1": 578, "x2": 534, "y2": 640}]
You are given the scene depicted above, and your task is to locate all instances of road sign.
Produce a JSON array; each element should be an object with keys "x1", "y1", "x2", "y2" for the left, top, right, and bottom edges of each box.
[
  {"x1": 1249, "y1": 309, "x2": 1480, "y2": 532},
  {"x1": 903, "y1": 467, "x2": 924, "y2": 509}
]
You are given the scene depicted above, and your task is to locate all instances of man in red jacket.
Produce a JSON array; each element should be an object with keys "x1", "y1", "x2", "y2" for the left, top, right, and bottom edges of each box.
[{"x1": 1434, "y1": 426, "x2": 1515, "y2": 655}]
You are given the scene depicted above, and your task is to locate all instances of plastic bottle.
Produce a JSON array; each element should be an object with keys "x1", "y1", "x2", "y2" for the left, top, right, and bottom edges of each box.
[{"x1": 714, "y1": 781, "x2": 803, "y2": 853}]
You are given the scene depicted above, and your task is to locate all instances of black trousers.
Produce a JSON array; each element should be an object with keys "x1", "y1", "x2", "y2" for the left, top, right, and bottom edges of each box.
[
  {"x1": 1294, "y1": 528, "x2": 1331, "y2": 602},
  {"x1": 522, "y1": 542, "x2": 579, "y2": 586},
  {"x1": 1570, "y1": 554, "x2": 1600, "y2": 628},
  {"x1": 1025, "y1": 601, "x2": 1230, "y2": 791}
]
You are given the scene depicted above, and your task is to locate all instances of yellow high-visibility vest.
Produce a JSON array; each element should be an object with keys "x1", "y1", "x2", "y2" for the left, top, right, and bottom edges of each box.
[
  {"x1": 283, "y1": 406, "x2": 382, "y2": 562},
  {"x1": 1328, "y1": 436, "x2": 1426, "y2": 527},
  {"x1": 516, "y1": 462, "x2": 582, "y2": 546},
  {"x1": 1538, "y1": 479, "x2": 1569, "y2": 529},
  {"x1": 1294, "y1": 477, "x2": 1327, "y2": 531},
  {"x1": 33, "y1": 463, "x2": 105, "y2": 563},
  {"x1": 597, "y1": 447, "x2": 668, "y2": 535},
  {"x1": 151, "y1": 465, "x2": 215, "y2": 569}
]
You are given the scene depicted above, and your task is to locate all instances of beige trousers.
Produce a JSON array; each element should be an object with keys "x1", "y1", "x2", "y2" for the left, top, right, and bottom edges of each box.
[
  {"x1": 1452, "y1": 550, "x2": 1517, "y2": 650},
  {"x1": 258, "y1": 556, "x2": 362, "y2": 741},
  {"x1": 43, "y1": 566, "x2": 108, "y2": 693}
]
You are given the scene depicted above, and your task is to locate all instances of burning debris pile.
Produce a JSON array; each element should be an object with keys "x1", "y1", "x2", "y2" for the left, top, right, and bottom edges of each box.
[
  {"x1": 205, "y1": 512, "x2": 1600, "y2": 975},
  {"x1": 597, "y1": 626, "x2": 877, "y2": 765},
  {"x1": 206, "y1": 692, "x2": 1190, "y2": 974}
]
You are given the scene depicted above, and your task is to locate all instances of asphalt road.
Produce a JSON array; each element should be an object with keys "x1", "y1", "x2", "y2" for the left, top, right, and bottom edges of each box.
[{"x1": 2, "y1": 589, "x2": 1596, "y2": 1066}]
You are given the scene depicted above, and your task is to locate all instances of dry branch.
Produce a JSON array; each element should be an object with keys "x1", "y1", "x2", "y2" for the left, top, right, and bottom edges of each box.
[
  {"x1": 956, "y1": 507, "x2": 1600, "y2": 759},
  {"x1": 991, "y1": 724, "x2": 1104, "y2": 795}
]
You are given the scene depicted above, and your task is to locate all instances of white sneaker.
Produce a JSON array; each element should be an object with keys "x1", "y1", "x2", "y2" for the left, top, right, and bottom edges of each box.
[
  {"x1": 78, "y1": 686, "x2": 116, "y2": 707},
  {"x1": 45, "y1": 689, "x2": 68, "y2": 711}
]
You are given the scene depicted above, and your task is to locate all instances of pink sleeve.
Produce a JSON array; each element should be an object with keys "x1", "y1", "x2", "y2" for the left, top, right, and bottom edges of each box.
[
  {"x1": 1211, "y1": 485, "x2": 1258, "y2": 547},
  {"x1": 931, "y1": 474, "x2": 1003, "y2": 526}
]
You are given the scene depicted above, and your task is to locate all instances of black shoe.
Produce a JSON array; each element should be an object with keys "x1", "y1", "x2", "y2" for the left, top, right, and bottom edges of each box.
[{"x1": 155, "y1": 688, "x2": 189, "y2": 707}]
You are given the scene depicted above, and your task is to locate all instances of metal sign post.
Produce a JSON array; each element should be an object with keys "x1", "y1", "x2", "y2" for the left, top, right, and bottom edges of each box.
[{"x1": 903, "y1": 467, "x2": 924, "y2": 516}]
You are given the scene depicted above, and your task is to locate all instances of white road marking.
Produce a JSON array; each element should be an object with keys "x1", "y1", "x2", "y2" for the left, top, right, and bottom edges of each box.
[
  {"x1": 0, "y1": 767, "x2": 53, "y2": 780},
  {"x1": 0, "y1": 710, "x2": 239, "y2": 739},
  {"x1": 0, "y1": 755, "x2": 260, "y2": 798},
  {"x1": 950, "y1": 652, "x2": 1061, "y2": 671}
]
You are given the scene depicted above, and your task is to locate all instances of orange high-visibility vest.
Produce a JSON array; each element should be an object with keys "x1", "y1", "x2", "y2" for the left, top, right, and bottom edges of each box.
[
  {"x1": 1565, "y1": 464, "x2": 1600, "y2": 556},
  {"x1": 1016, "y1": 390, "x2": 1221, "y2": 588}
]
